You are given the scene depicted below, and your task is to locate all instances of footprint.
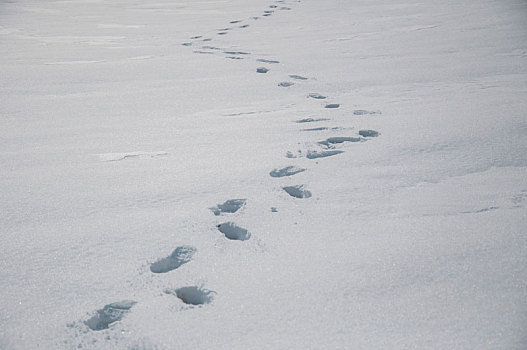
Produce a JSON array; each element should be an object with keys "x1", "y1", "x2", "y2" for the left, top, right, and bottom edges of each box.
[
  {"x1": 210, "y1": 199, "x2": 247, "y2": 216},
  {"x1": 226, "y1": 56, "x2": 244, "y2": 60},
  {"x1": 270, "y1": 165, "x2": 306, "y2": 177},
  {"x1": 303, "y1": 126, "x2": 343, "y2": 131},
  {"x1": 289, "y1": 74, "x2": 308, "y2": 80},
  {"x1": 194, "y1": 50, "x2": 215, "y2": 55},
  {"x1": 271, "y1": 207, "x2": 278, "y2": 212},
  {"x1": 325, "y1": 103, "x2": 340, "y2": 109},
  {"x1": 278, "y1": 81, "x2": 294, "y2": 87},
  {"x1": 202, "y1": 45, "x2": 221, "y2": 50},
  {"x1": 358, "y1": 130, "x2": 379, "y2": 137},
  {"x1": 296, "y1": 117, "x2": 330, "y2": 123},
  {"x1": 217, "y1": 32, "x2": 228, "y2": 35},
  {"x1": 190, "y1": 35, "x2": 202, "y2": 39},
  {"x1": 239, "y1": 24, "x2": 250, "y2": 28},
  {"x1": 308, "y1": 93, "x2": 326, "y2": 99},
  {"x1": 224, "y1": 51, "x2": 250, "y2": 55},
  {"x1": 257, "y1": 67, "x2": 269, "y2": 73},
  {"x1": 150, "y1": 246, "x2": 197, "y2": 274},
  {"x1": 181, "y1": 42, "x2": 192, "y2": 46},
  {"x1": 257, "y1": 59, "x2": 280, "y2": 64},
  {"x1": 302, "y1": 127, "x2": 329, "y2": 131},
  {"x1": 286, "y1": 151, "x2": 299, "y2": 158},
  {"x1": 202, "y1": 38, "x2": 212, "y2": 42},
  {"x1": 318, "y1": 136, "x2": 361, "y2": 147},
  {"x1": 96, "y1": 151, "x2": 167, "y2": 162},
  {"x1": 269, "y1": 5, "x2": 278, "y2": 8},
  {"x1": 264, "y1": 10, "x2": 274, "y2": 14},
  {"x1": 217, "y1": 222, "x2": 251, "y2": 241},
  {"x1": 217, "y1": 28, "x2": 232, "y2": 31},
  {"x1": 262, "y1": 13, "x2": 271, "y2": 17},
  {"x1": 283, "y1": 185, "x2": 312, "y2": 199},
  {"x1": 306, "y1": 150, "x2": 344, "y2": 159},
  {"x1": 85, "y1": 300, "x2": 136, "y2": 331},
  {"x1": 353, "y1": 110, "x2": 381, "y2": 115},
  {"x1": 230, "y1": 20, "x2": 242, "y2": 24},
  {"x1": 280, "y1": 6, "x2": 292, "y2": 10},
  {"x1": 166, "y1": 287, "x2": 215, "y2": 306}
]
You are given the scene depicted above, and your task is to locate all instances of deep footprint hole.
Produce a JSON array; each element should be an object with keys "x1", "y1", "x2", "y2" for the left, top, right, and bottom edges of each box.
[
  {"x1": 150, "y1": 245, "x2": 197, "y2": 274},
  {"x1": 166, "y1": 287, "x2": 215, "y2": 306},
  {"x1": 217, "y1": 222, "x2": 251, "y2": 241},
  {"x1": 85, "y1": 300, "x2": 136, "y2": 331}
]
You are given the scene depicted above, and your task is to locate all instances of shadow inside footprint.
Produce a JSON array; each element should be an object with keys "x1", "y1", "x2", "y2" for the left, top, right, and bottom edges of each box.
[
  {"x1": 359, "y1": 130, "x2": 379, "y2": 137},
  {"x1": 278, "y1": 81, "x2": 294, "y2": 87},
  {"x1": 354, "y1": 110, "x2": 380, "y2": 115},
  {"x1": 296, "y1": 117, "x2": 330, "y2": 123},
  {"x1": 319, "y1": 136, "x2": 361, "y2": 147},
  {"x1": 257, "y1": 59, "x2": 280, "y2": 64},
  {"x1": 306, "y1": 150, "x2": 344, "y2": 159},
  {"x1": 85, "y1": 300, "x2": 136, "y2": 331},
  {"x1": 302, "y1": 127, "x2": 329, "y2": 131},
  {"x1": 325, "y1": 103, "x2": 340, "y2": 109},
  {"x1": 166, "y1": 287, "x2": 215, "y2": 306},
  {"x1": 308, "y1": 93, "x2": 326, "y2": 99},
  {"x1": 283, "y1": 185, "x2": 312, "y2": 199},
  {"x1": 217, "y1": 222, "x2": 251, "y2": 241},
  {"x1": 289, "y1": 74, "x2": 308, "y2": 80},
  {"x1": 270, "y1": 165, "x2": 306, "y2": 177},
  {"x1": 210, "y1": 199, "x2": 246, "y2": 216},
  {"x1": 150, "y1": 246, "x2": 197, "y2": 274},
  {"x1": 257, "y1": 67, "x2": 269, "y2": 73}
]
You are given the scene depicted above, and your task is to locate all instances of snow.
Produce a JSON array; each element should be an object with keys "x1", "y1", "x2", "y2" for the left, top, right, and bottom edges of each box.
[{"x1": 1, "y1": 0, "x2": 526, "y2": 349}]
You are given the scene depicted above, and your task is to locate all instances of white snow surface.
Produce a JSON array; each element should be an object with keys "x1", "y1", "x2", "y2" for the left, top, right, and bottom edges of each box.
[{"x1": 1, "y1": 0, "x2": 527, "y2": 349}]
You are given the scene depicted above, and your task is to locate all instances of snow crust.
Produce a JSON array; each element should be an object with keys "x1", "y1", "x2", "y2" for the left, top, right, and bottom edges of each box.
[{"x1": 1, "y1": 0, "x2": 526, "y2": 349}]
